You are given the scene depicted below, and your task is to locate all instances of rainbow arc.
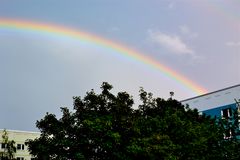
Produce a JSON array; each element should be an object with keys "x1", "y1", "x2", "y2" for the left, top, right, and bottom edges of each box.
[{"x1": 0, "y1": 18, "x2": 208, "y2": 95}]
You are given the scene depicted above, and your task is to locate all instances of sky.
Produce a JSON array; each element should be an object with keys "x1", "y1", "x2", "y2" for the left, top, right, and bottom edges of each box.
[{"x1": 0, "y1": 0, "x2": 239, "y2": 131}]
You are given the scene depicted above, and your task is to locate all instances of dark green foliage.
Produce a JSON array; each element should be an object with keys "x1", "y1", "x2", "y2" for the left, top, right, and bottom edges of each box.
[{"x1": 26, "y1": 82, "x2": 240, "y2": 159}]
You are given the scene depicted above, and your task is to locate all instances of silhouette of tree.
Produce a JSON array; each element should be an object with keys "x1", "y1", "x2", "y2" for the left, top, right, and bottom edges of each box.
[{"x1": 26, "y1": 82, "x2": 240, "y2": 160}]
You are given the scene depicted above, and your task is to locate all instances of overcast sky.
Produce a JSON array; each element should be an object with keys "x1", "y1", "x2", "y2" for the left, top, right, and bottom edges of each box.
[{"x1": 0, "y1": 0, "x2": 239, "y2": 131}]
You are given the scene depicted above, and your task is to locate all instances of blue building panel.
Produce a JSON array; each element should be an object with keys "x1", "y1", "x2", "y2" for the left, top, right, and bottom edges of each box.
[
  {"x1": 181, "y1": 84, "x2": 240, "y2": 139},
  {"x1": 202, "y1": 103, "x2": 237, "y2": 118}
]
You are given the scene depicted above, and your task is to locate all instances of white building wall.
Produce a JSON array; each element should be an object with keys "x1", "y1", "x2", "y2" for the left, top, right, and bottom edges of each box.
[{"x1": 0, "y1": 129, "x2": 40, "y2": 160}]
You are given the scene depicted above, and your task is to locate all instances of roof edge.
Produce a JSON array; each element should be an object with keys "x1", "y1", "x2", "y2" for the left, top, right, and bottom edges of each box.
[
  {"x1": 0, "y1": 129, "x2": 40, "y2": 134},
  {"x1": 181, "y1": 84, "x2": 240, "y2": 102}
]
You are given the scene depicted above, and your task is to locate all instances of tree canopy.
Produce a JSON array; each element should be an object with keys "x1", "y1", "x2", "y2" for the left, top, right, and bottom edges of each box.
[{"x1": 26, "y1": 82, "x2": 240, "y2": 160}]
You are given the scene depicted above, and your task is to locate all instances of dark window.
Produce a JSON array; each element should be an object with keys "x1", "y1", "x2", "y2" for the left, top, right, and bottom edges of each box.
[
  {"x1": 225, "y1": 128, "x2": 234, "y2": 139},
  {"x1": 229, "y1": 109, "x2": 232, "y2": 117},
  {"x1": 225, "y1": 129, "x2": 231, "y2": 138},
  {"x1": 222, "y1": 109, "x2": 228, "y2": 118},
  {"x1": 17, "y1": 144, "x2": 24, "y2": 150},
  {"x1": 222, "y1": 108, "x2": 232, "y2": 119},
  {"x1": 1, "y1": 143, "x2": 6, "y2": 149},
  {"x1": 17, "y1": 144, "x2": 21, "y2": 150}
]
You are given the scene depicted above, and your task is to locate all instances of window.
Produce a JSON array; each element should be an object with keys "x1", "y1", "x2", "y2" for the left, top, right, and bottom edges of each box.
[
  {"x1": 17, "y1": 144, "x2": 24, "y2": 150},
  {"x1": 17, "y1": 144, "x2": 21, "y2": 150},
  {"x1": 224, "y1": 128, "x2": 234, "y2": 139},
  {"x1": 16, "y1": 157, "x2": 24, "y2": 160},
  {"x1": 221, "y1": 108, "x2": 232, "y2": 119},
  {"x1": 225, "y1": 129, "x2": 231, "y2": 138},
  {"x1": 1, "y1": 143, "x2": 6, "y2": 149}
]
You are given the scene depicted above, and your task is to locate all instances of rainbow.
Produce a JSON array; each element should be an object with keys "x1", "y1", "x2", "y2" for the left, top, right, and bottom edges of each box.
[{"x1": 0, "y1": 18, "x2": 208, "y2": 95}]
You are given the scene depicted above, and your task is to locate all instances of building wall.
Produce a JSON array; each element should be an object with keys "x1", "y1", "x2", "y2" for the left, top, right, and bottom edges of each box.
[
  {"x1": 0, "y1": 129, "x2": 40, "y2": 160},
  {"x1": 181, "y1": 84, "x2": 240, "y2": 112},
  {"x1": 181, "y1": 84, "x2": 240, "y2": 139},
  {"x1": 202, "y1": 103, "x2": 237, "y2": 118}
]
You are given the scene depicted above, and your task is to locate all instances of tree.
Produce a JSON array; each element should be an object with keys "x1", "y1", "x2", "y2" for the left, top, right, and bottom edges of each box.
[
  {"x1": 26, "y1": 82, "x2": 240, "y2": 159},
  {"x1": 0, "y1": 129, "x2": 16, "y2": 160}
]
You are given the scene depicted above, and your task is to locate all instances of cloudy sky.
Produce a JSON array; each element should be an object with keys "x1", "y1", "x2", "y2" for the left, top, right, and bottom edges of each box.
[{"x1": 0, "y1": 0, "x2": 239, "y2": 131}]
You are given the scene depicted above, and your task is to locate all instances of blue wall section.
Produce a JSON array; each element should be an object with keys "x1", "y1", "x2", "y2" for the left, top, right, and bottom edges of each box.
[
  {"x1": 203, "y1": 103, "x2": 240, "y2": 139},
  {"x1": 202, "y1": 103, "x2": 237, "y2": 118}
]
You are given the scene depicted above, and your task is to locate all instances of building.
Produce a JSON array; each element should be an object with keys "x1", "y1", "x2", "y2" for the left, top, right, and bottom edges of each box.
[
  {"x1": 0, "y1": 129, "x2": 40, "y2": 160},
  {"x1": 181, "y1": 84, "x2": 240, "y2": 116},
  {"x1": 181, "y1": 84, "x2": 240, "y2": 138}
]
